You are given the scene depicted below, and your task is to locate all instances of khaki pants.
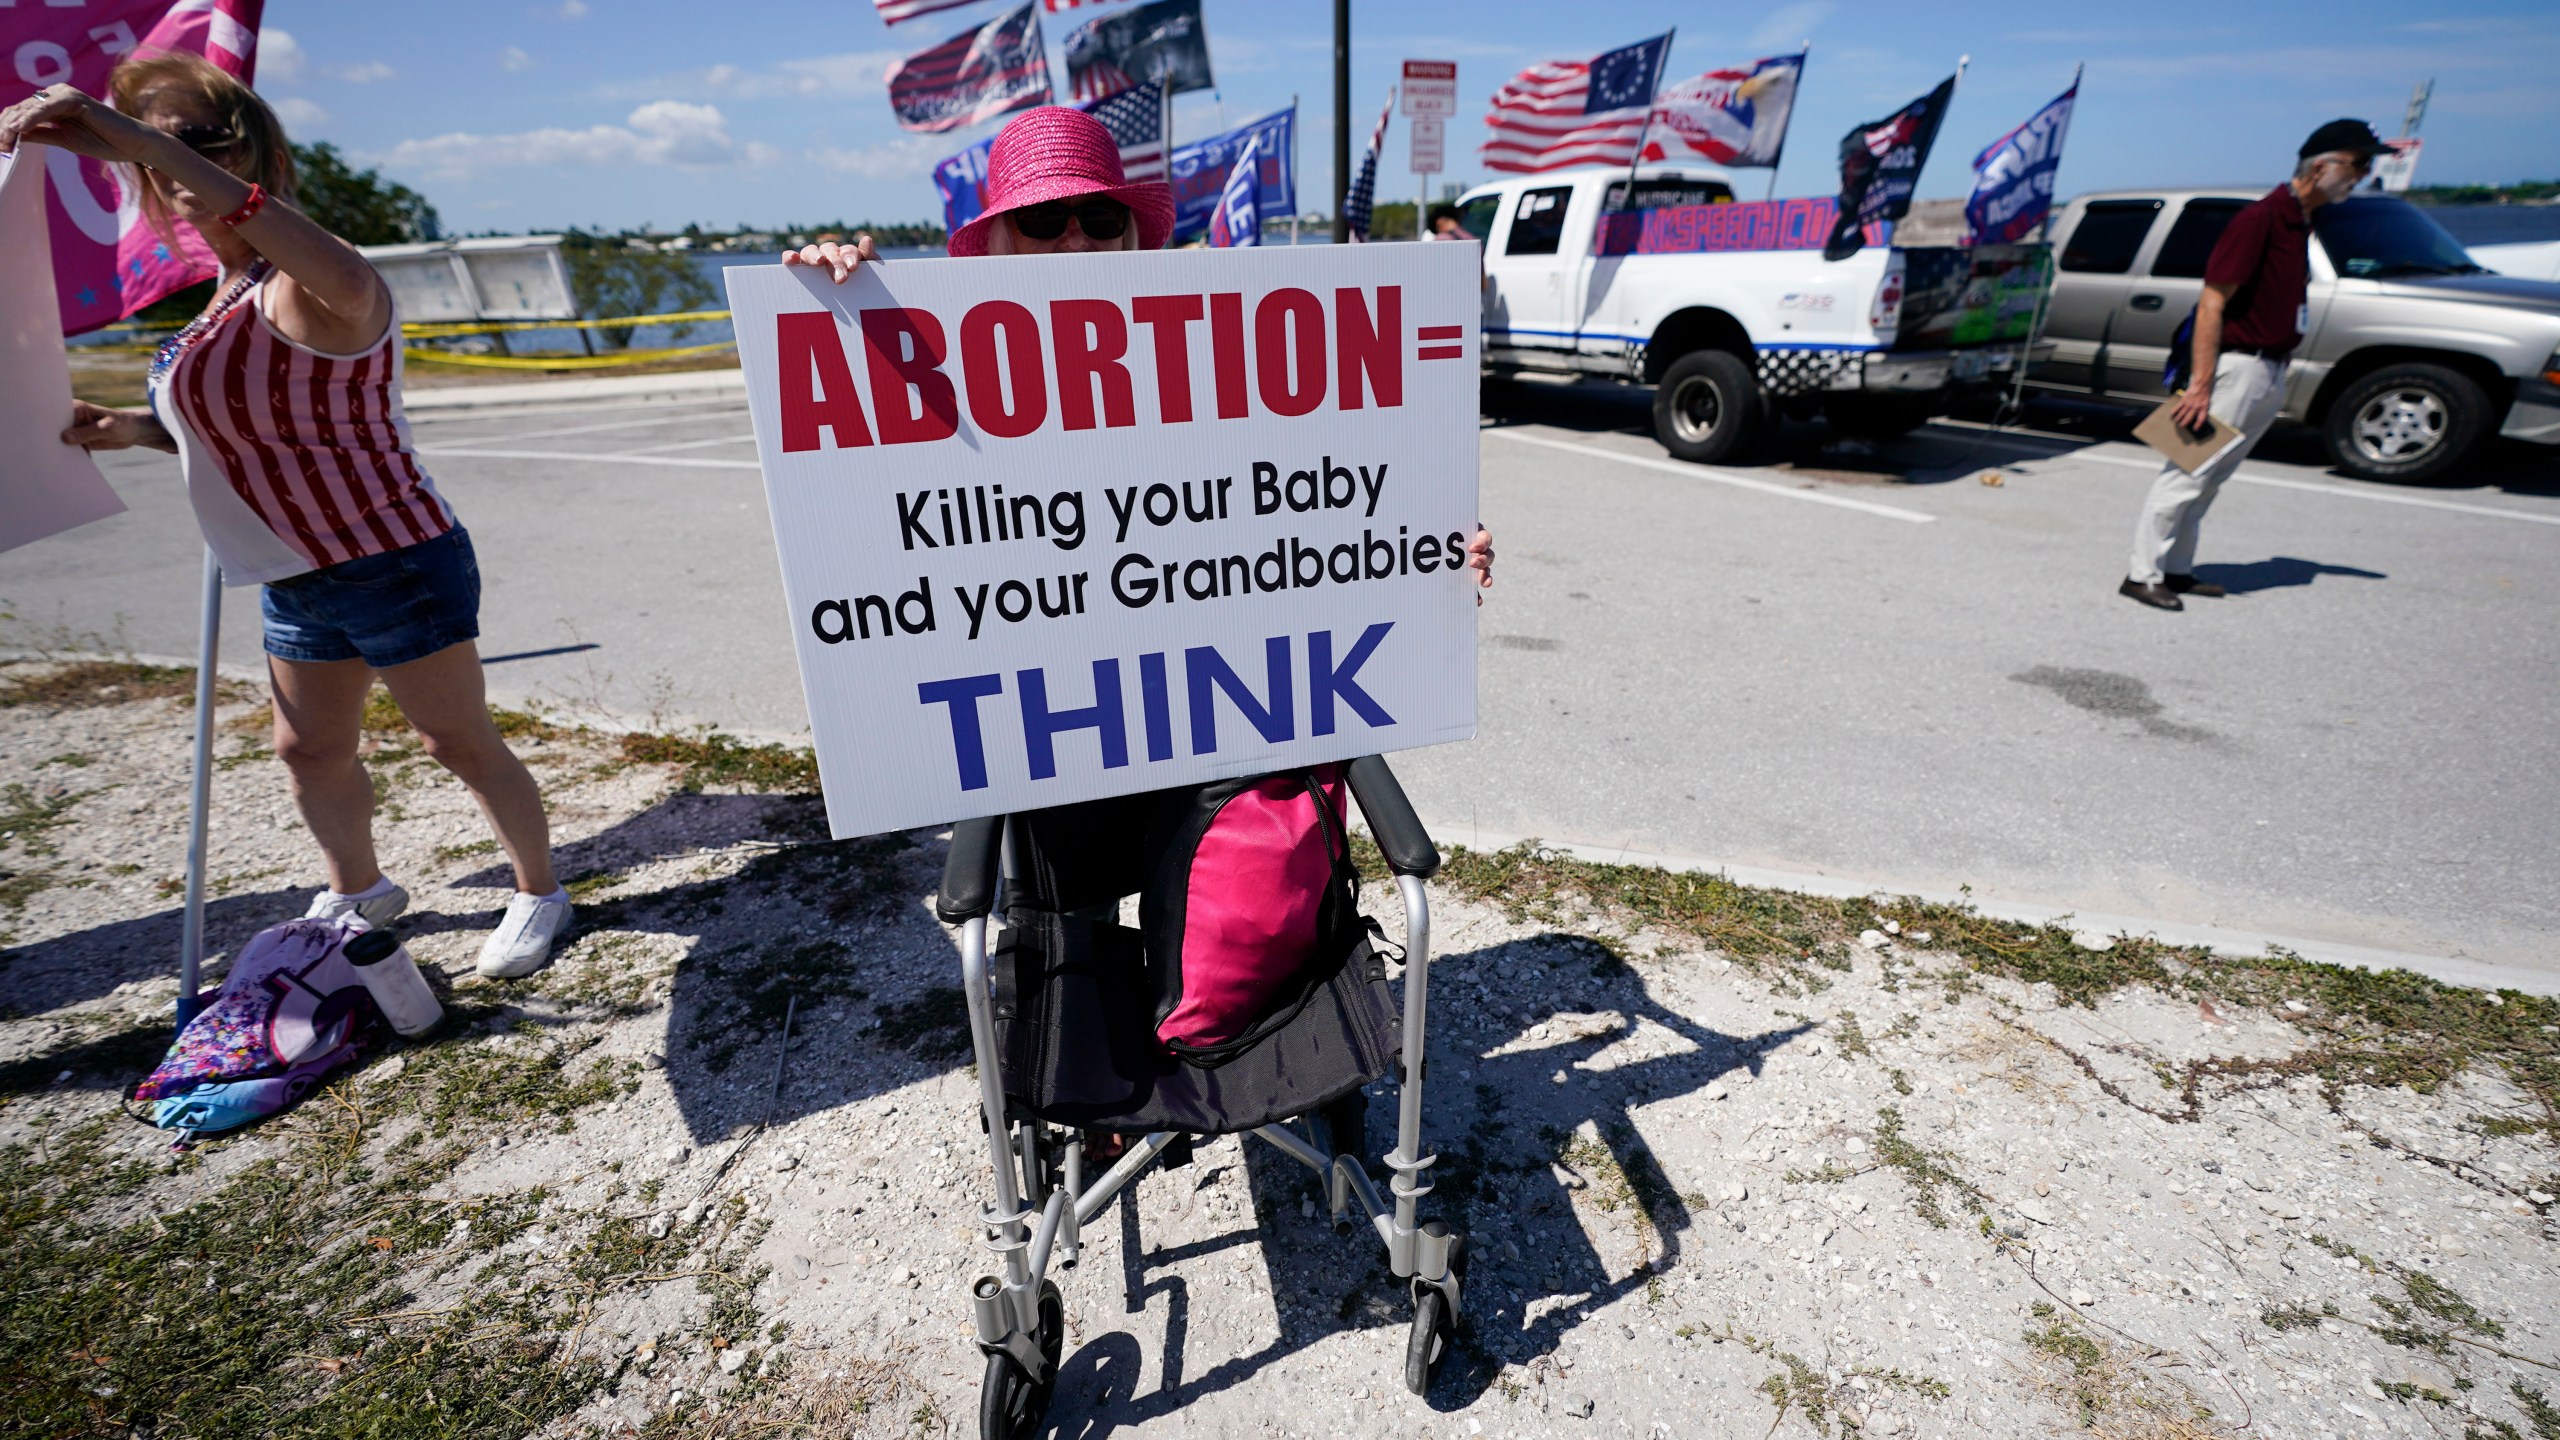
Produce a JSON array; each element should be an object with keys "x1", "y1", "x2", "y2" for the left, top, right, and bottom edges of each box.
[{"x1": 2127, "y1": 351, "x2": 2288, "y2": 584}]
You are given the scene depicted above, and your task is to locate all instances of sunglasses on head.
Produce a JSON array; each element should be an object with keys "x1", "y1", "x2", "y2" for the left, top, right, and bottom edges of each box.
[
  {"x1": 1010, "y1": 198, "x2": 1130, "y2": 242},
  {"x1": 173, "y1": 123, "x2": 241, "y2": 156}
]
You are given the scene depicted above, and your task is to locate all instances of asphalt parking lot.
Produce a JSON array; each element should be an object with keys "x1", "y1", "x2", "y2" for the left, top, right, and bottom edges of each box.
[{"x1": 7, "y1": 381, "x2": 2555, "y2": 974}]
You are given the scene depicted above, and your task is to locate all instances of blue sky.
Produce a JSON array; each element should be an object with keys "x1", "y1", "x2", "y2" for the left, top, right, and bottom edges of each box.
[{"x1": 251, "y1": 0, "x2": 2559, "y2": 234}]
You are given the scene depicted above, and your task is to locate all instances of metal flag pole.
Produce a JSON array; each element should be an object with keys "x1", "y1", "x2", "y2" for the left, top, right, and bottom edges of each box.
[
  {"x1": 175, "y1": 546, "x2": 221, "y2": 1031},
  {"x1": 1289, "y1": 93, "x2": 1301, "y2": 244},
  {"x1": 1615, "y1": 28, "x2": 1675, "y2": 215},
  {"x1": 1331, "y1": 0, "x2": 1350, "y2": 243},
  {"x1": 1765, "y1": 40, "x2": 1809, "y2": 204}
]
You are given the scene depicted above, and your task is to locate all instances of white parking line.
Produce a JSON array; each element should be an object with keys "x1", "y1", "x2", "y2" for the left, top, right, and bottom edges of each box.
[
  {"x1": 421, "y1": 406, "x2": 745, "y2": 449},
  {"x1": 2053, "y1": 447, "x2": 2560, "y2": 527},
  {"x1": 619, "y1": 433, "x2": 759, "y2": 455},
  {"x1": 414, "y1": 446, "x2": 760, "y2": 471},
  {"x1": 1488, "y1": 428, "x2": 1937, "y2": 523}
]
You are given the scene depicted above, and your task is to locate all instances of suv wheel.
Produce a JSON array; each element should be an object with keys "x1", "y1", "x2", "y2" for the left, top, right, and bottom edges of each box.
[
  {"x1": 2323, "y1": 362, "x2": 2487, "y2": 483},
  {"x1": 1652, "y1": 350, "x2": 1763, "y2": 464}
]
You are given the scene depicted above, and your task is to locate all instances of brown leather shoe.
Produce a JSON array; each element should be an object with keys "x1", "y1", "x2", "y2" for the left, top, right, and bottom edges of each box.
[
  {"x1": 2165, "y1": 574, "x2": 2227, "y2": 598},
  {"x1": 2119, "y1": 577, "x2": 2184, "y2": 611}
]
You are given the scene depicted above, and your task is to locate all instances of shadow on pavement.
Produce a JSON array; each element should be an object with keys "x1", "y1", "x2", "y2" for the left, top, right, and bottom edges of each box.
[{"x1": 2191, "y1": 556, "x2": 2389, "y2": 594}]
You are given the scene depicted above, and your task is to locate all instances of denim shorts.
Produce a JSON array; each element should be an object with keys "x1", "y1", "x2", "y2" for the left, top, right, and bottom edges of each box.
[{"x1": 261, "y1": 527, "x2": 482, "y2": 669}]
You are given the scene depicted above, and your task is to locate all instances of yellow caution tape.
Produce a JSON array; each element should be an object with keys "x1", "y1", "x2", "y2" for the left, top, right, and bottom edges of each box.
[
  {"x1": 402, "y1": 340, "x2": 738, "y2": 370},
  {"x1": 402, "y1": 309, "x2": 733, "y2": 339}
]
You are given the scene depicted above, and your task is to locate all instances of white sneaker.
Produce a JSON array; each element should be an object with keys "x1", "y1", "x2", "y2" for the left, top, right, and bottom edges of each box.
[
  {"x1": 476, "y1": 889, "x2": 573, "y2": 979},
  {"x1": 305, "y1": 878, "x2": 409, "y2": 928}
]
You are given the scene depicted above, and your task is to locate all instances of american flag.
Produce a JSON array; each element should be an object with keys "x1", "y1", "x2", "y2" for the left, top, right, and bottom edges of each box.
[
  {"x1": 1085, "y1": 79, "x2": 1167, "y2": 181},
  {"x1": 1483, "y1": 32, "x2": 1672, "y2": 174},
  {"x1": 873, "y1": 0, "x2": 980, "y2": 26},
  {"x1": 1341, "y1": 90, "x2": 1394, "y2": 241},
  {"x1": 1042, "y1": 0, "x2": 1127, "y2": 9}
]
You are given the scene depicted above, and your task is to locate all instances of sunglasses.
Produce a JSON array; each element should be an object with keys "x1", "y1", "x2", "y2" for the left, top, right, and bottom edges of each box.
[
  {"x1": 1010, "y1": 198, "x2": 1130, "y2": 242},
  {"x1": 173, "y1": 123, "x2": 242, "y2": 156}
]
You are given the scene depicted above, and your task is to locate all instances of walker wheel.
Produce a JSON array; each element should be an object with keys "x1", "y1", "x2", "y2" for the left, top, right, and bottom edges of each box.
[
  {"x1": 1404, "y1": 1285, "x2": 1450, "y2": 1395},
  {"x1": 978, "y1": 1280, "x2": 1064, "y2": 1440}
]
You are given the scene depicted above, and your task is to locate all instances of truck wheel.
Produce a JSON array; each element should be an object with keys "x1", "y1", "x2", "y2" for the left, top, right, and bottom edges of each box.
[
  {"x1": 1822, "y1": 394, "x2": 1937, "y2": 441},
  {"x1": 1652, "y1": 350, "x2": 1762, "y2": 464},
  {"x1": 2323, "y1": 363, "x2": 2487, "y2": 483}
]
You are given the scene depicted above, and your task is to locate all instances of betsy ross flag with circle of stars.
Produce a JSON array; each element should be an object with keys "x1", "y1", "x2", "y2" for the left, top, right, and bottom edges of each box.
[{"x1": 1483, "y1": 32, "x2": 1673, "y2": 175}]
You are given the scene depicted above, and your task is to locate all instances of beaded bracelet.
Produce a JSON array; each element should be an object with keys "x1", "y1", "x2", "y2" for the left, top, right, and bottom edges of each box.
[{"x1": 217, "y1": 182, "x2": 266, "y2": 228}]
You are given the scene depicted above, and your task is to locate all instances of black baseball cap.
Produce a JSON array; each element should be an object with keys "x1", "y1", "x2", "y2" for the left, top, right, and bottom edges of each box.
[{"x1": 2300, "y1": 118, "x2": 2390, "y2": 161}]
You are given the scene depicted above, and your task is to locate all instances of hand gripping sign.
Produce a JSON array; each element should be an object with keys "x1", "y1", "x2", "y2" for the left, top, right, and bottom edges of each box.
[{"x1": 726, "y1": 243, "x2": 1480, "y2": 838}]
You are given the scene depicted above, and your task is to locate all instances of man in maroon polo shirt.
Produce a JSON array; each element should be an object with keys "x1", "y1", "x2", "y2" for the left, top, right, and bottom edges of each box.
[{"x1": 2120, "y1": 119, "x2": 2392, "y2": 611}]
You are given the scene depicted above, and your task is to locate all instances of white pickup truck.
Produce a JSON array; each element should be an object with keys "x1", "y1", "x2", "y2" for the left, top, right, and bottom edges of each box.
[{"x1": 1451, "y1": 165, "x2": 2049, "y2": 462}]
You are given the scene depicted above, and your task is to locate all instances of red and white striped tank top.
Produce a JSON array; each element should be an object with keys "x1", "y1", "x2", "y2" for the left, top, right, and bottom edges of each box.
[{"x1": 149, "y1": 263, "x2": 456, "y2": 586}]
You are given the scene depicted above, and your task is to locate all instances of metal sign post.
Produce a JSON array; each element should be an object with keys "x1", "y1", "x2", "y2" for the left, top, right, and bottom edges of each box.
[
  {"x1": 1402, "y1": 62, "x2": 1455, "y2": 240},
  {"x1": 176, "y1": 547, "x2": 221, "y2": 1030}
]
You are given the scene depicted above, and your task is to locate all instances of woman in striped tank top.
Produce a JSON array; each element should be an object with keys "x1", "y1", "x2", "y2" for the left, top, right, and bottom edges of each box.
[{"x1": 10, "y1": 57, "x2": 572, "y2": 978}]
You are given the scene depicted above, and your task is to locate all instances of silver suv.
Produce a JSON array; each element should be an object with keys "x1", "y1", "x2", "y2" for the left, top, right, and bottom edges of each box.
[{"x1": 2024, "y1": 188, "x2": 2560, "y2": 482}]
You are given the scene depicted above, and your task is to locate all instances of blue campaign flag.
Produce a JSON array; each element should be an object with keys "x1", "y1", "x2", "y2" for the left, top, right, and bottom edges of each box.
[
  {"x1": 933, "y1": 80, "x2": 1167, "y2": 239},
  {"x1": 1208, "y1": 133, "x2": 1262, "y2": 247},
  {"x1": 1167, "y1": 107, "x2": 1295, "y2": 242},
  {"x1": 1966, "y1": 73, "x2": 2079, "y2": 244}
]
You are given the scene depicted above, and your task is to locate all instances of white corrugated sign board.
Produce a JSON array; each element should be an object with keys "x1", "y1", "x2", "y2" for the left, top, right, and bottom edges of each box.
[
  {"x1": 1411, "y1": 118, "x2": 1444, "y2": 175},
  {"x1": 726, "y1": 243, "x2": 1481, "y2": 838},
  {"x1": 1401, "y1": 60, "x2": 1457, "y2": 118}
]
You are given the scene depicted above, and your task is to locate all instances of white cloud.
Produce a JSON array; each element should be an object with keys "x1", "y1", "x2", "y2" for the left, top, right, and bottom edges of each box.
[
  {"x1": 1749, "y1": 1, "x2": 1834, "y2": 52},
  {"x1": 600, "y1": 51, "x2": 903, "y2": 102},
  {"x1": 384, "y1": 100, "x2": 767, "y2": 178},
  {"x1": 501, "y1": 46, "x2": 536, "y2": 73},
  {"x1": 259, "y1": 28, "x2": 307, "y2": 83},
  {"x1": 272, "y1": 96, "x2": 330, "y2": 130},
  {"x1": 807, "y1": 135, "x2": 964, "y2": 178},
  {"x1": 326, "y1": 61, "x2": 396, "y2": 84},
  {"x1": 556, "y1": 0, "x2": 589, "y2": 17}
]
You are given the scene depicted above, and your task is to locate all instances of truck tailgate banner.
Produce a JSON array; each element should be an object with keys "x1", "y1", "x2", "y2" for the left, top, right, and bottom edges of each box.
[{"x1": 727, "y1": 244, "x2": 1482, "y2": 838}]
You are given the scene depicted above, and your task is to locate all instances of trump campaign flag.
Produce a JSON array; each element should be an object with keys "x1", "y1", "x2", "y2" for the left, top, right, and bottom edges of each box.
[
  {"x1": 1824, "y1": 72, "x2": 1957, "y2": 261},
  {"x1": 1482, "y1": 31, "x2": 1672, "y2": 174},
  {"x1": 1165, "y1": 106, "x2": 1293, "y2": 243},
  {"x1": 932, "y1": 81, "x2": 1166, "y2": 238},
  {"x1": 3, "y1": 0, "x2": 264, "y2": 334},
  {"x1": 1966, "y1": 71, "x2": 2079, "y2": 243},
  {"x1": 1063, "y1": 0, "x2": 1212, "y2": 102},
  {"x1": 1207, "y1": 132, "x2": 1260, "y2": 247},
  {"x1": 887, "y1": 3, "x2": 1051, "y2": 134},
  {"x1": 1642, "y1": 53, "x2": 1803, "y2": 168}
]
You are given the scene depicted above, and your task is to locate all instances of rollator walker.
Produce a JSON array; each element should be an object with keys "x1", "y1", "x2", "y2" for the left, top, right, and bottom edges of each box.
[{"x1": 934, "y1": 755, "x2": 1466, "y2": 1437}]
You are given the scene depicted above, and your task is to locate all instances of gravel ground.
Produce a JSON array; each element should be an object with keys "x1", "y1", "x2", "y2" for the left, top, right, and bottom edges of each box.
[{"x1": 2, "y1": 659, "x2": 2555, "y2": 1440}]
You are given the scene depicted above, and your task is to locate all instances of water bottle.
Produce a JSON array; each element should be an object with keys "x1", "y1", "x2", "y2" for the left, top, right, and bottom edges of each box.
[{"x1": 344, "y1": 928, "x2": 443, "y2": 1038}]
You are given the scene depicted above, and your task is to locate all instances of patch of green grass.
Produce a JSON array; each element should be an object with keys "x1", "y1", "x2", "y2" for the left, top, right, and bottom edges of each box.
[
  {"x1": 0, "y1": 659, "x2": 197, "y2": 709},
  {"x1": 1421, "y1": 841, "x2": 2560, "y2": 1156},
  {"x1": 40, "y1": 752, "x2": 94, "y2": 769},
  {"x1": 433, "y1": 837, "x2": 500, "y2": 863},
  {"x1": 618, "y1": 731, "x2": 821, "y2": 794},
  {"x1": 406, "y1": 1024, "x2": 631, "y2": 1136},
  {"x1": 2260, "y1": 1301, "x2": 2334, "y2": 1332},
  {"x1": 0, "y1": 781, "x2": 94, "y2": 857},
  {"x1": 1872, "y1": 1105, "x2": 1986, "y2": 1229},
  {"x1": 873, "y1": 986, "x2": 970, "y2": 1062},
  {"x1": 2514, "y1": 1383, "x2": 2560, "y2": 1440}
]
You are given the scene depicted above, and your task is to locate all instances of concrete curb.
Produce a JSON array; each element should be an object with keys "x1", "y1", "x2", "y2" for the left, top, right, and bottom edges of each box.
[
  {"x1": 404, "y1": 367, "x2": 745, "y2": 411},
  {"x1": 1413, "y1": 820, "x2": 2559, "y2": 997}
]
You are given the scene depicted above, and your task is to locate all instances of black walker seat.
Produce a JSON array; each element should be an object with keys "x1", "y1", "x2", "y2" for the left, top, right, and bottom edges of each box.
[{"x1": 936, "y1": 756, "x2": 1466, "y2": 1435}]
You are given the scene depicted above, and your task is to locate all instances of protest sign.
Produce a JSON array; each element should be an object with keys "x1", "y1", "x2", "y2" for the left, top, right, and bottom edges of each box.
[
  {"x1": 725, "y1": 243, "x2": 1480, "y2": 838},
  {"x1": 0, "y1": 148, "x2": 126, "y2": 555}
]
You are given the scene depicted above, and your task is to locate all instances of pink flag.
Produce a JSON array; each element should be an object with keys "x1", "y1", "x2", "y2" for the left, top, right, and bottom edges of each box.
[{"x1": 3, "y1": 0, "x2": 266, "y2": 335}]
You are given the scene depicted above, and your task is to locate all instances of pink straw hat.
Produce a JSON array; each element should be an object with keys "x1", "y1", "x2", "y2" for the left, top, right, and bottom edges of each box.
[{"x1": 947, "y1": 106, "x2": 1176, "y2": 258}]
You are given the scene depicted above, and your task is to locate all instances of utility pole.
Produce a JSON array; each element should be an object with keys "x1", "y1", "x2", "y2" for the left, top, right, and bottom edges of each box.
[{"x1": 1332, "y1": 0, "x2": 1350, "y2": 243}]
